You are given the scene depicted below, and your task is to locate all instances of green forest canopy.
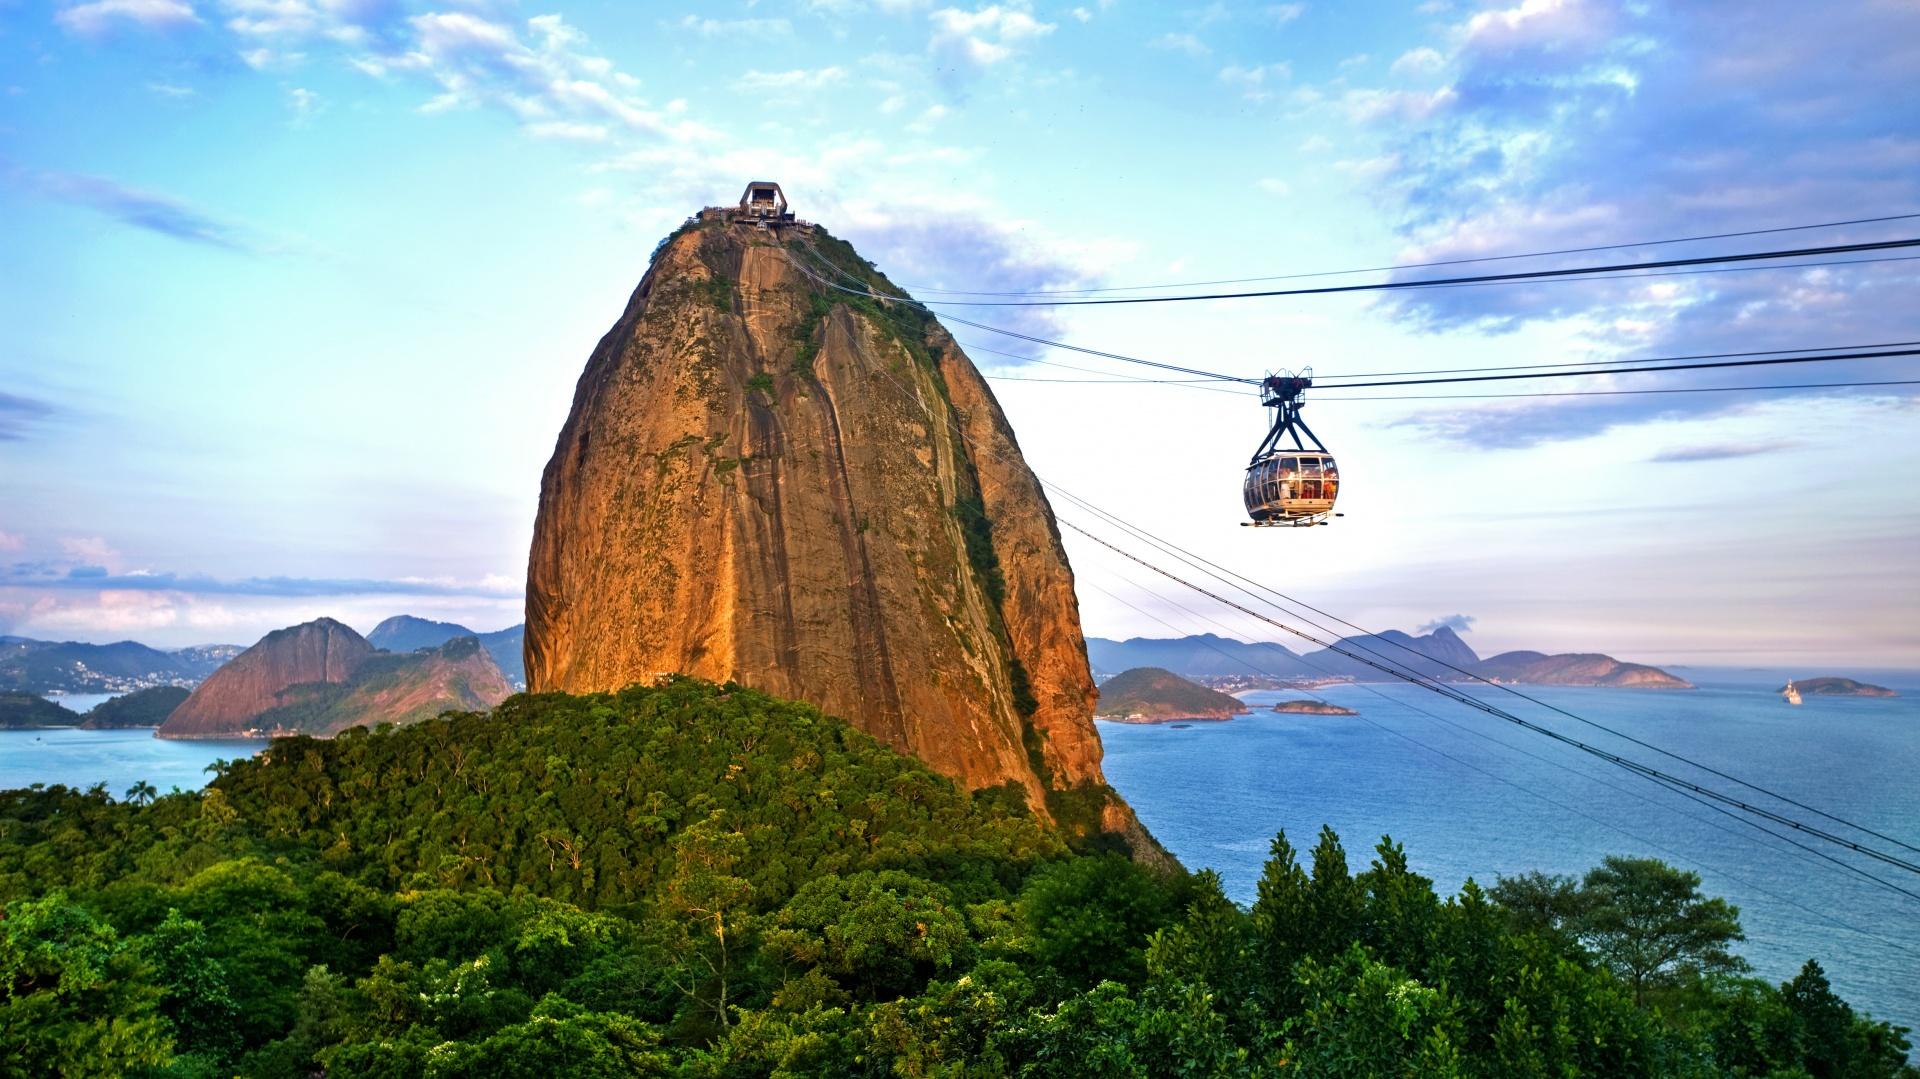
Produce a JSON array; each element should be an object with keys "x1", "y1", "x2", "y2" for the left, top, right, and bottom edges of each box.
[{"x1": 0, "y1": 678, "x2": 1911, "y2": 1076}]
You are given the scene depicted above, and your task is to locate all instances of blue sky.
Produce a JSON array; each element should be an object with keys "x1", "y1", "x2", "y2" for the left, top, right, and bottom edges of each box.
[{"x1": 2, "y1": 0, "x2": 1916, "y2": 666}]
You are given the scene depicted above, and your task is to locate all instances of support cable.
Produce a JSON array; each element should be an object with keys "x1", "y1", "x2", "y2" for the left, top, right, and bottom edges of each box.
[{"x1": 896, "y1": 212, "x2": 1920, "y2": 296}]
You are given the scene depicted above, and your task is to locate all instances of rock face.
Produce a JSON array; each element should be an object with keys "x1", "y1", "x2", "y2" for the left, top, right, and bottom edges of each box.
[
  {"x1": 1096, "y1": 667, "x2": 1250, "y2": 723},
  {"x1": 160, "y1": 618, "x2": 373, "y2": 737},
  {"x1": 526, "y1": 214, "x2": 1146, "y2": 850}
]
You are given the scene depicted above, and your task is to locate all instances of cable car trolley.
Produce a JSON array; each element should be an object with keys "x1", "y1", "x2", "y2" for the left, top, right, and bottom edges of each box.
[{"x1": 1243, "y1": 369, "x2": 1341, "y2": 527}]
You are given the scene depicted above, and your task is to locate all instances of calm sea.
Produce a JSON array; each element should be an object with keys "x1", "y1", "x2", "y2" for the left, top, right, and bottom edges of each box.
[
  {"x1": 1100, "y1": 674, "x2": 1920, "y2": 1033},
  {"x1": 0, "y1": 726, "x2": 265, "y2": 797}
]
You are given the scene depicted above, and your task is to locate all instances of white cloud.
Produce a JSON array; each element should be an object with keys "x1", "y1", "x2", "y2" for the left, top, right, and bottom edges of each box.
[
  {"x1": 678, "y1": 15, "x2": 794, "y2": 37},
  {"x1": 906, "y1": 103, "x2": 950, "y2": 132},
  {"x1": 1152, "y1": 32, "x2": 1209, "y2": 58},
  {"x1": 1070, "y1": 6, "x2": 1092, "y2": 21},
  {"x1": 287, "y1": 86, "x2": 319, "y2": 116},
  {"x1": 1256, "y1": 177, "x2": 1291, "y2": 195},
  {"x1": 524, "y1": 120, "x2": 610, "y2": 142},
  {"x1": 55, "y1": 0, "x2": 198, "y2": 35},
  {"x1": 738, "y1": 66, "x2": 849, "y2": 91},
  {"x1": 1390, "y1": 46, "x2": 1445, "y2": 76},
  {"x1": 0, "y1": 530, "x2": 24, "y2": 553},
  {"x1": 1263, "y1": 3, "x2": 1307, "y2": 23},
  {"x1": 61, "y1": 536, "x2": 120, "y2": 566},
  {"x1": 222, "y1": 0, "x2": 321, "y2": 37},
  {"x1": 378, "y1": 12, "x2": 714, "y2": 144},
  {"x1": 1462, "y1": 0, "x2": 1611, "y2": 54},
  {"x1": 239, "y1": 46, "x2": 302, "y2": 69},
  {"x1": 146, "y1": 81, "x2": 197, "y2": 98},
  {"x1": 1340, "y1": 85, "x2": 1457, "y2": 123},
  {"x1": 928, "y1": 5, "x2": 1055, "y2": 74},
  {"x1": 1218, "y1": 62, "x2": 1289, "y2": 101}
]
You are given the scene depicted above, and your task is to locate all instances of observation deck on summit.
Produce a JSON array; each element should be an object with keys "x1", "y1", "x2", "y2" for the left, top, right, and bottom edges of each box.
[{"x1": 733, "y1": 180, "x2": 806, "y2": 230}]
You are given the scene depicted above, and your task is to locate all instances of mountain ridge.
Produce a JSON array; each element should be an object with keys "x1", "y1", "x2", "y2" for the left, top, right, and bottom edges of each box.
[
  {"x1": 158, "y1": 618, "x2": 513, "y2": 738},
  {"x1": 1088, "y1": 628, "x2": 1691, "y2": 689},
  {"x1": 365, "y1": 615, "x2": 526, "y2": 688}
]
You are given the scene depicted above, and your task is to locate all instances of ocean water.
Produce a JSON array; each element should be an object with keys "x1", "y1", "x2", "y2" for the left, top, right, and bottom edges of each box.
[
  {"x1": 40, "y1": 692, "x2": 119, "y2": 715},
  {"x1": 1100, "y1": 677, "x2": 1920, "y2": 1033},
  {"x1": 0, "y1": 727, "x2": 265, "y2": 797}
]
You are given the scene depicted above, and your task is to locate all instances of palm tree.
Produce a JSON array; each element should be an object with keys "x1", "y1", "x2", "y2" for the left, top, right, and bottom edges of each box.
[{"x1": 124, "y1": 780, "x2": 157, "y2": 806}]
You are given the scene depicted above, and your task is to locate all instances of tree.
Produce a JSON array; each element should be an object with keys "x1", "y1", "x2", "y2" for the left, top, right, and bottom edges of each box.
[
  {"x1": 1577, "y1": 856, "x2": 1745, "y2": 1004},
  {"x1": 1019, "y1": 854, "x2": 1179, "y2": 989},
  {"x1": 1489, "y1": 870, "x2": 1593, "y2": 943},
  {"x1": 0, "y1": 894, "x2": 171, "y2": 1077},
  {"x1": 657, "y1": 810, "x2": 754, "y2": 1033},
  {"x1": 141, "y1": 908, "x2": 242, "y2": 1066},
  {"x1": 761, "y1": 870, "x2": 970, "y2": 1002},
  {"x1": 125, "y1": 780, "x2": 158, "y2": 807}
]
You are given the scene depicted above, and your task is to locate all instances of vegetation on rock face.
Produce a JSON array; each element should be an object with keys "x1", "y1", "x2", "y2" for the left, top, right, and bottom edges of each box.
[{"x1": 1, "y1": 679, "x2": 1910, "y2": 1076}]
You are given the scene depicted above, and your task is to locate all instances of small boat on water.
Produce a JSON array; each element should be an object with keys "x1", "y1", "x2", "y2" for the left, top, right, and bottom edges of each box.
[{"x1": 1782, "y1": 680, "x2": 1802, "y2": 705}]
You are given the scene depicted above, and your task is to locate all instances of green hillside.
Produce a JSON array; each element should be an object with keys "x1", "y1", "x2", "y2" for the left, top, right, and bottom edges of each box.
[
  {"x1": 1096, "y1": 666, "x2": 1250, "y2": 721},
  {"x1": 0, "y1": 679, "x2": 1910, "y2": 1076},
  {"x1": 0, "y1": 691, "x2": 79, "y2": 728},
  {"x1": 81, "y1": 685, "x2": 191, "y2": 728}
]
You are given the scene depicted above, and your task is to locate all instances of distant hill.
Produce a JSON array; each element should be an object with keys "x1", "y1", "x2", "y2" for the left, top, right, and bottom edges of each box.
[
  {"x1": 79, "y1": 685, "x2": 191, "y2": 728},
  {"x1": 247, "y1": 636, "x2": 514, "y2": 737},
  {"x1": 1087, "y1": 634, "x2": 1310, "y2": 679},
  {"x1": 367, "y1": 615, "x2": 474, "y2": 653},
  {"x1": 159, "y1": 619, "x2": 512, "y2": 739},
  {"x1": 160, "y1": 617, "x2": 376, "y2": 737},
  {"x1": 365, "y1": 615, "x2": 525, "y2": 689},
  {"x1": 1089, "y1": 628, "x2": 1690, "y2": 690},
  {"x1": 1096, "y1": 667, "x2": 1250, "y2": 723},
  {"x1": 0, "y1": 637, "x2": 203, "y2": 694},
  {"x1": 1301, "y1": 626, "x2": 1482, "y2": 681},
  {"x1": 1793, "y1": 677, "x2": 1896, "y2": 698},
  {"x1": 171, "y1": 644, "x2": 246, "y2": 679},
  {"x1": 0, "y1": 691, "x2": 79, "y2": 728},
  {"x1": 1475, "y1": 652, "x2": 1693, "y2": 689}
]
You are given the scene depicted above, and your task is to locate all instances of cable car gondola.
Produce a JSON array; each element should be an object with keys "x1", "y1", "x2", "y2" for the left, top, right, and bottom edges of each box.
[{"x1": 1243, "y1": 371, "x2": 1340, "y2": 527}]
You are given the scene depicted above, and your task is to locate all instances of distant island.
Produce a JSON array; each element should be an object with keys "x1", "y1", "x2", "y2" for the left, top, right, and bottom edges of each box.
[
  {"x1": 1272, "y1": 699, "x2": 1359, "y2": 716},
  {"x1": 1791, "y1": 677, "x2": 1897, "y2": 698},
  {"x1": 1089, "y1": 626, "x2": 1693, "y2": 690},
  {"x1": 1096, "y1": 667, "x2": 1250, "y2": 723},
  {"x1": 0, "y1": 691, "x2": 79, "y2": 729}
]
